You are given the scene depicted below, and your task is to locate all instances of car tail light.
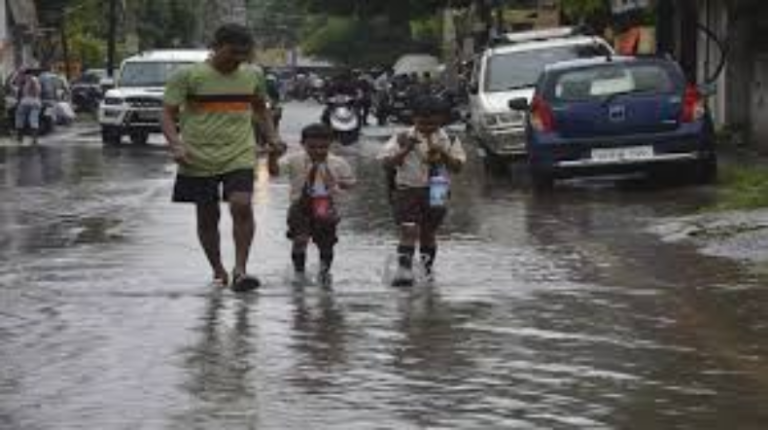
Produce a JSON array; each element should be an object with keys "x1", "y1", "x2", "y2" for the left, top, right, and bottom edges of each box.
[
  {"x1": 530, "y1": 95, "x2": 555, "y2": 132},
  {"x1": 681, "y1": 85, "x2": 705, "y2": 123}
]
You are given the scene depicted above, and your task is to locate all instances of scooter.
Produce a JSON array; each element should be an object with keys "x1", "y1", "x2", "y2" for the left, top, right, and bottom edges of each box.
[{"x1": 322, "y1": 94, "x2": 360, "y2": 146}]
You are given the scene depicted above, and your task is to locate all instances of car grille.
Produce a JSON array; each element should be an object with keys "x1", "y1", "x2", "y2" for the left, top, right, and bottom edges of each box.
[{"x1": 126, "y1": 97, "x2": 162, "y2": 108}]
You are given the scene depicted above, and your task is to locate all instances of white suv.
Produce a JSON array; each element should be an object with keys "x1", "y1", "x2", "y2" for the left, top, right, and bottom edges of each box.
[
  {"x1": 98, "y1": 49, "x2": 209, "y2": 145},
  {"x1": 468, "y1": 27, "x2": 613, "y2": 169}
]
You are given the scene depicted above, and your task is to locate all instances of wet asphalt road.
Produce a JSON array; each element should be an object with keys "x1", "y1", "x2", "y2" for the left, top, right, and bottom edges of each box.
[{"x1": 1, "y1": 102, "x2": 768, "y2": 430}]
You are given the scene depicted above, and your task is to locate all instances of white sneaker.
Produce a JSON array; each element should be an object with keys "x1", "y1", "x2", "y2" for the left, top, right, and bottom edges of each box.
[
  {"x1": 292, "y1": 271, "x2": 311, "y2": 286},
  {"x1": 391, "y1": 266, "x2": 414, "y2": 287}
]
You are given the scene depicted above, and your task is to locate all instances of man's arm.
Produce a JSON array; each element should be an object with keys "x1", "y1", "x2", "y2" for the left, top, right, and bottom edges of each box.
[
  {"x1": 251, "y1": 95, "x2": 281, "y2": 149},
  {"x1": 161, "y1": 104, "x2": 190, "y2": 164}
]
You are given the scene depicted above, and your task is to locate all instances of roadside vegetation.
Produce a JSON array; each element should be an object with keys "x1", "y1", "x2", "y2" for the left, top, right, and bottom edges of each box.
[{"x1": 714, "y1": 164, "x2": 768, "y2": 210}]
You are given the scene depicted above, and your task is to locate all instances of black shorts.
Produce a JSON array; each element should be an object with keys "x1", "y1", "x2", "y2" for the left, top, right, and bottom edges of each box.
[
  {"x1": 392, "y1": 187, "x2": 447, "y2": 231},
  {"x1": 172, "y1": 168, "x2": 254, "y2": 204},
  {"x1": 286, "y1": 200, "x2": 339, "y2": 248}
]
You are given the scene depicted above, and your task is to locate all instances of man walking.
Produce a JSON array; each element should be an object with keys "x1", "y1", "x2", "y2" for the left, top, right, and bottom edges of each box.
[{"x1": 162, "y1": 23, "x2": 282, "y2": 292}]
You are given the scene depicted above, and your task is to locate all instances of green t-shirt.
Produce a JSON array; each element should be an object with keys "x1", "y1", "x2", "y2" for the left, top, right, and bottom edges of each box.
[{"x1": 164, "y1": 62, "x2": 267, "y2": 176}]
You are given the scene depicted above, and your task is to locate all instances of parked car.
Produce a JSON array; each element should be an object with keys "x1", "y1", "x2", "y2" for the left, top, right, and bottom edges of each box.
[
  {"x1": 392, "y1": 53, "x2": 441, "y2": 79},
  {"x1": 98, "y1": 49, "x2": 209, "y2": 145},
  {"x1": 71, "y1": 68, "x2": 106, "y2": 113},
  {"x1": 508, "y1": 55, "x2": 718, "y2": 189},
  {"x1": 467, "y1": 27, "x2": 613, "y2": 170}
]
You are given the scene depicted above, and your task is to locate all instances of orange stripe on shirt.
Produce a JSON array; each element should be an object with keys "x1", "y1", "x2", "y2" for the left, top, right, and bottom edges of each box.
[{"x1": 191, "y1": 101, "x2": 252, "y2": 113}]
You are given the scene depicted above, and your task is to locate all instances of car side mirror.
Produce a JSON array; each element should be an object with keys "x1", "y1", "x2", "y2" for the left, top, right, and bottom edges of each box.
[
  {"x1": 468, "y1": 82, "x2": 479, "y2": 95},
  {"x1": 99, "y1": 77, "x2": 115, "y2": 92},
  {"x1": 508, "y1": 97, "x2": 529, "y2": 111}
]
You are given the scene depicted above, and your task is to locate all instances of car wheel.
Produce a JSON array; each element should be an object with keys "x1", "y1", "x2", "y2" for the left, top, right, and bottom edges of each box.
[
  {"x1": 482, "y1": 152, "x2": 508, "y2": 175},
  {"x1": 130, "y1": 131, "x2": 149, "y2": 145},
  {"x1": 692, "y1": 155, "x2": 718, "y2": 185},
  {"x1": 101, "y1": 127, "x2": 121, "y2": 145},
  {"x1": 530, "y1": 168, "x2": 554, "y2": 191}
]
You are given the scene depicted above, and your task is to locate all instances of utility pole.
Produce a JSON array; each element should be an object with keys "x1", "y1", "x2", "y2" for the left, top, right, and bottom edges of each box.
[
  {"x1": 107, "y1": 0, "x2": 118, "y2": 77},
  {"x1": 60, "y1": 19, "x2": 70, "y2": 79}
]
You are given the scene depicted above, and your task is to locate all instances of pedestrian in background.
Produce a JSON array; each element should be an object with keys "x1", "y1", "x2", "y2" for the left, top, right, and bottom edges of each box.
[
  {"x1": 162, "y1": 23, "x2": 282, "y2": 292},
  {"x1": 378, "y1": 95, "x2": 466, "y2": 287},
  {"x1": 15, "y1": 68, "x2": 42, "y2": 144},
  {"x1": 275, "y1": 123, "x2": 356, "y2": 287}
]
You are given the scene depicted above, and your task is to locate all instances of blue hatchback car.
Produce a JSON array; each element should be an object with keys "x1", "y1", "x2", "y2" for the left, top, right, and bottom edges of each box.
[{"x1": 509, "y1": 56, "x2": 718, "y2": 189}]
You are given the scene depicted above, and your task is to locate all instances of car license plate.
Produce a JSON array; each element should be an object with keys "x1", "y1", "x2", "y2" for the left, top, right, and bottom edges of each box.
[
  {"x1": 135, "y1": 110, "x2": 159, "y2": 121},
  {"x1": 591, "y1": 146, "x2": 654, "y2": 163}
]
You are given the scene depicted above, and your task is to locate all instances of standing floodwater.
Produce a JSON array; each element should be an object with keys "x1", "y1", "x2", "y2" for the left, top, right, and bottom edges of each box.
[{"x1": 1, "y1": 103, "x2": 767, "y2": 429}]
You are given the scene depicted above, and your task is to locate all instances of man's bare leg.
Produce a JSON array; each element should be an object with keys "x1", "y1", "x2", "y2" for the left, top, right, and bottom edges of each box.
[
  {"x1": 229, "y1": 192, "x2": 255, "y2": 280},
  {"x1": 196, "y1": 203, "x2": 228, "y2": 285}
]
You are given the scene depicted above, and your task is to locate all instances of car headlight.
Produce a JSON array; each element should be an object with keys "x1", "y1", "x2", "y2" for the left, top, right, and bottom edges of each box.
[
  {"x1": 483, "y1": 114, "x2": 499, "y2": 127},
  {"x1": 103, "y1": 97, "x2": 124, "y2": 105},
  {"x1": 483, "y1": 112, "x2": 522, "y2": 127}
]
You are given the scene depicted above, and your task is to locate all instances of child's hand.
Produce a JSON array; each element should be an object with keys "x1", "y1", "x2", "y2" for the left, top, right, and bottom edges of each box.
[
  {"x1": 268, "y1": 140, "x2": 287, "y2": 156},
  {"x1": 427, "y1": 146, "x2": 446, "y2": 164},
  {"x1": 397, "y1": 133, "x2": 418, "y2": 152}
]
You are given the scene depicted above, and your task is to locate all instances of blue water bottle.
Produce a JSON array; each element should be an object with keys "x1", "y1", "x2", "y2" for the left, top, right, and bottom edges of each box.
[{"x1": 429, "y1": 166, "x2": 449, "y2": 208}]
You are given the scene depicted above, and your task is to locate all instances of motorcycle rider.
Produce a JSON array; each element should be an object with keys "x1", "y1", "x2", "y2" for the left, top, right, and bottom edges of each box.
[
  {"x1": 321, "y1": 69, "x2": 359, "y2": 125},
  {"x1": 355, "y1": 70, "x2": 375, "y2": 126}
]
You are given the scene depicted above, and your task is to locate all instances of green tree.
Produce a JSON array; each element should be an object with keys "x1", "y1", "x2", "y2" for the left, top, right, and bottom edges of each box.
[
  {"x1": 560, "y1": 0, "x2": 610, "y2": 27},
  {"x1": 248, "y1": 0, "x2": 305, "y2": 48}
]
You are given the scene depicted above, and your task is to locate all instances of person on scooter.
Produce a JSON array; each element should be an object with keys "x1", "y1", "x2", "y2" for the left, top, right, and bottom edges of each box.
[
  {"x1": 322, "y1": 69, "x2": 359, "y2": 123},
  {"x1": 14, "y1": 68, "x2": 42, "y2": 144}
]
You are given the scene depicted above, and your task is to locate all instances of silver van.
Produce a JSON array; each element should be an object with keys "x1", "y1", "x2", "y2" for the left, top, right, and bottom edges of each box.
[{"x1": 468, "y1": 27, "x2": 613, "y2": 169}]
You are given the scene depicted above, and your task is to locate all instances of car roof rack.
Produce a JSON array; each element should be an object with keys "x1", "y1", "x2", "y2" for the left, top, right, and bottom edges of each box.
[{"x1": 489, "y1": 26, "x2": 591, "y2": 47}]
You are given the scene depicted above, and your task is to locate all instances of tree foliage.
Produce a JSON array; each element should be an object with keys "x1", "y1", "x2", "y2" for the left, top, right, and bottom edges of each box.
[
  {"x1": 248, "y1": 0, "x2": 305, "y2": 47},
  {"x1": 560, "y1": 0, "x2": 609, "y2": 24},
  {"x1": 135, "y1": 0, "x2": 199, "y2": 49}
]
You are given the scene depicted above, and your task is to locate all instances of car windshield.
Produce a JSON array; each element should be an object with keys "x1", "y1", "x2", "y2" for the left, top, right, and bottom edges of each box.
[
  {"x1": 118, "y1": 62, "x2": 192, "y2": 88},
  {"x1": 78, "y1": 70, "x2": 106, "y2": 84},
  {"x1": 551, "y1": 63, "x2": 677, "y2": 102},
  {"x1": 484, "y1": 43, "x2": 610, "y2": 92}
]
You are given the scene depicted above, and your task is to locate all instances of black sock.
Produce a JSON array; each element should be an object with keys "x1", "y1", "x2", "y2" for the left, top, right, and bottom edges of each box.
[
  {"x1": 291, "y1": 251, "x2": 306, "y2": 273},
  {"x1": 319, "y1": 248, "x2": 334, "y2": 272},
  {"x1": 397, "y1": 245, "x2": 415, "y2": 269},
  {"x1": 420, "y1": 246, "x2": 437, "y2": 273}
]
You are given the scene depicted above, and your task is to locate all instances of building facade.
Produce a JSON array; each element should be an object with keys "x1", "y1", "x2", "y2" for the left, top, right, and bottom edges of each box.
[
  {"x1": 0, "y1": 0, "x2": 39, "y2": 79},
  {"x1": 658, "y1": 0, "x2": 768, "y2": 150}
]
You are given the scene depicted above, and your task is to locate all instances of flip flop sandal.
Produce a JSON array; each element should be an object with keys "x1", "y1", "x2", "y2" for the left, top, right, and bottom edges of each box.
[
  {"x1": 231, "y1": 272, "x2": 261, "y2": 293},
  {"x1": 211, "y1": 276, "x2": 228, "y2": 288}
]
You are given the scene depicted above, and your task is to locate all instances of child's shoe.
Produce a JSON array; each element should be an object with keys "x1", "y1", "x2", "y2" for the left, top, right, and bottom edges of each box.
[
  {"x1": 317, "y1": 269, "x2": 333, "y2": 288},
  {"x1": 391, "y1": 266, "x2": 414, "y2": 287},
  {"x1": 292, "y1": 271, "x2": 311, "y2": 287}
]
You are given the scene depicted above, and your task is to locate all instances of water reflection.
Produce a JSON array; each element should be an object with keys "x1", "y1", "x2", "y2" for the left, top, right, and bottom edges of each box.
[
  {"x1": 289, "y1": 287, "x2": 349, "y2": 388},
  {"x1": 3, "y1": 145, "x2": 65, "y2": 187},
  {"x1": 177, "y1": 293, "x2": 261, "y2": 428}
]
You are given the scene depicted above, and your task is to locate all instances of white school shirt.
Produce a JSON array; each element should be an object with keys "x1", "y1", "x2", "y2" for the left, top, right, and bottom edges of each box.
[
  {"x1": 279, "y1": 151, "x2": 356, "y2": 203},
  {"x1": 377, "y1": 127, "x2": 466, "y2": 188}
]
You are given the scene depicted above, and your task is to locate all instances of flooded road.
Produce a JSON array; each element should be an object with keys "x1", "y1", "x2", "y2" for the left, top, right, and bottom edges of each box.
[{"x1": 1, "y1": 103, "x2": 767, "y2": 429}]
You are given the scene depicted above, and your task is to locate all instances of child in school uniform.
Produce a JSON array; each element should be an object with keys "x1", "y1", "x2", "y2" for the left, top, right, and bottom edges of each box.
[
  {"x1": 377, "y1": 95, "x2": 466, "y2": 286},
  {"x1": 277, "y1": 123, "x2": 356, "y2": 286}
]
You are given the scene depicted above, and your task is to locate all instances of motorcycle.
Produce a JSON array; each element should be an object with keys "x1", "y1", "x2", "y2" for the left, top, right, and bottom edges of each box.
[
  {"x1": 71, "y1": 85, "x2": 102, "y2": 113},
  {"x1": 322, "y1": 94, "x2": 361, "y2": 146},
  {"x1": 388, "y1": 87, "x2": 414, "y2": 125},
  {"x1": 372, "y1": 87, "x2": 391, "y2": 126}
]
